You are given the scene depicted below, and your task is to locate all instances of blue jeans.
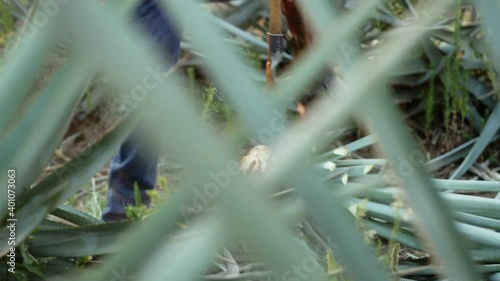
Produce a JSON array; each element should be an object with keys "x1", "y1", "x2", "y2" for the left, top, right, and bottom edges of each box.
[{"x1": 102, "y1": 0, "x2": 180, "y2": 222}]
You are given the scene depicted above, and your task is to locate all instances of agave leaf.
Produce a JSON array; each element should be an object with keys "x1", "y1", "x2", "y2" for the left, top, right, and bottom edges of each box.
[
  {"x1": 69, "y1": 179, "x2": 200, "y2": 281},
  {"x1": 28, "y1": 221, "x2": 130, "y2": 257},
  {"x1": 474, "y1": 0, "x2": 500, "y2": 73},
  {"x1": 359, "y1": 90, "x2": 481, "y2": 280},
  {"x1": 443, "y1": 193, "x2": 500, "y2": 219},
  {"x1": 390, "y1": 58, "x2": 429, "y2": 76},
  {"x1": 360, "y1": 198, "x2": 500, "y2": 249},
  {"x1": 0, "y1": 111, "x2": 140, "y2": 256},
  {"x1": 203, "y1": 271, "x2": 272, "y2": 280},
  {"x1": 433, "y1": 179, "x2": 500, "y2": 192},
  {"x1": 265, "y1": 0, "x2": 476, "y2": 278},
  {"x1": 464, "y1": 77, "x2": 497, "y2": 109},
  {"x1": 269, "y1": 2, "x2": 376, "y2": 107},
  {"x1": 134, "y1": 215, "x2": 224, "y2": 281},
  {"x1": 315, "y1": 135, "x2": 378, "y2": 163},
  {"x1": 290, "y1": 173, "x2": 391, "y2": 281},
  {"x1": 0, "y1": 52, "x2": 92, "y2": 223},
  {"x1": 464, "y1": 101, "x2": 486, "y2": 133},
  {"x1": 460, "y1": 57, "x2": 484, "y2": 70},
  {"x1": 160, "y1": 0, "x2": 282, "y2": 138},
  {"x1": 0, "y1": 21, "x2": 57, "y2": 133},
  {"x1": 334, "y1": 159, "x2": 387, "y2": 167},
  {"x1": 42, "y1": 256, "x2": 79, "y2": 279},
  {"x1": 322, "y1": 165, "x2": 373, "y2": 181},
  {"x1": 285, "y1": 0, "x2": 480, "y2": 277},
  {"x1": 207, "y1": 11, "x2": 292, "y2": 61},
  {"x1": 166, "y1": 0, "x2": 384, "y2": 272},
  {"x1": 451, "y1": 69, "x2": 495, "y2": 111},
  {"x1": 450, "y1": 103, "x2": 500, "y2": 179},
  {"x1": 8, "y1": 0, "x2": 30, "y2": 20},
  {"x1": 426, "y1": 137, "x2": 480, "y2": 171},
  {"x1": 0, "y1": 53, "x2": 93, "y2": 198},
  {"x1": 1, "y1": 0, "x2": 498, "y2": 280},
  {"x1": 470, "y1": 249, "x2": 500, "y2": 263},
  {"x1": 362, "y1": 219, "x2": 422, "y2": 250},
  {"x1": 355, "y1": 200, "x2": 412, "y2": 228},
  {"x1": 39, "y1": 218, "x2": 72, "y2": 231},
  {"x1": 50, "y1": 205, "x2": 102, "y2": 226},
  {"x1": 337, "y1": 177, "x2": 500, "y2": 201},
  {"x1": 57, "y1": 3, "x2": 330, "y2": 281},
  {"x1": 454, "y1": 212, "x2": 500, "y2": 231},
  {"x1": 456, "y1": 222, "x2": 500, "y2": 249}
]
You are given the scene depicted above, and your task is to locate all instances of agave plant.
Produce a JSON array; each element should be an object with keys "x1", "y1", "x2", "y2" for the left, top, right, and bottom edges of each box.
[{"x1": 0, "y1": 0, "x2": 499, "y2": 281}]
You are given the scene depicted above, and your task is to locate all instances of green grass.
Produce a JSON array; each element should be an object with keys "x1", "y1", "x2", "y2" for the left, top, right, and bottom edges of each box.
[
  {"x1": 424, "y1": 63, "x2": 435, "y2": 131},
  {"x1": 0, "y1": 1, "x2": 13, "y2": 48}
]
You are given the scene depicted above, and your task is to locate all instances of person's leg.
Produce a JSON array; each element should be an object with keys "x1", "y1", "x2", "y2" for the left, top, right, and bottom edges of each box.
[{"x1": 102, "y1": 0, "x2": 181, "y2": 222}]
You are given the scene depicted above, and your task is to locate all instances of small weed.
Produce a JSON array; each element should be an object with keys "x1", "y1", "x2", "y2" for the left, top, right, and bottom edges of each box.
[
  {"x1": 76, "y1": 256, "x2": 93, "y2": 268},
  {"x1": 125, "y1": 182, "x2": 166, "y2": 220},
  {"x1": 424, "y1": 63, "x2": 435, "y2": 130},
  {"x1": 86, "y1": 178, "x2": 102, "y2": 219},
  {"x1": 243, "y1": 49, "x2": 261, "y2": 70},
  {"x1": 201, "y1": 84, "x2": 232, "y2": 128},
  {"x1": 442, "y1": 3, "x2": 469, "y2": 131},
  {"x1": 387, "y1": 0, "x2": 405, "y2": 18},
  {"x1": 125, "y1": 183, "x2": 149, "y2": 220},
  {"x1": 327, "y1": 249, "x2": 348, "y2": 281},
  {"x1": 443, "y1": 56, "x2": 452, "y2": 130},
  {"x1": 157, "y1": 175, "x2": 169, "y2": 195},
  {"x1": 0, "y1": 242, "x2": 63, "y2": 280},
  {"x1": 484, "y1": 59, "x2": 500, "y2": 101},
  {"x1": 65, "y1": 181, "x2": 106, "y2": 219},
  {"x1": 386, "y1": 209, "x2": 401, "y2": 276},
  {"x1": 0, "y1": 1, "x2": 13, "y2": 48},
  {"x1": 185, "y1": 67, "x2": 233, "y2": 128}
]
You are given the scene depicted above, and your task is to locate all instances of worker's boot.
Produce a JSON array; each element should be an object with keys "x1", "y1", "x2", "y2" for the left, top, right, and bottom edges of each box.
[
  {"x1": 102, "y1": 127, "x2": 158, "y2": 222},
  {"x1": 102, "y1": 0, "x2": 180, "y2": 222}
]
